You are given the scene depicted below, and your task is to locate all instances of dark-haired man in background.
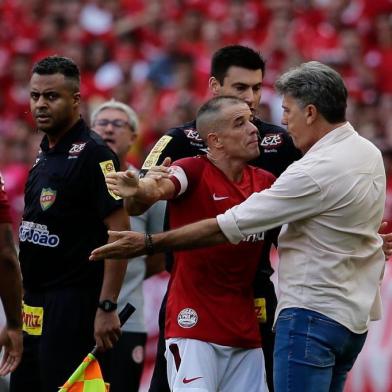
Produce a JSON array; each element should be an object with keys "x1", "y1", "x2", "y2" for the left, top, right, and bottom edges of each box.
[{"x1": 10, "y1": 56, "x2": 128, "y2": 392}]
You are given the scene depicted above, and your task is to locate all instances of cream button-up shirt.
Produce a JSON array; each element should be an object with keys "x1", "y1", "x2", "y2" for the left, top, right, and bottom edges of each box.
[{"x1": 217, "y1": 122, "x2": 386, "y2": 333}]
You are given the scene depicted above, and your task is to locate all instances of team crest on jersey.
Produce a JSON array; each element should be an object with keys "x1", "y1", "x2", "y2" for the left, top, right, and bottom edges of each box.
[
  {"x1": 68, "y1": 142, "x2": 87, "y2": 159},
  {"x1": 40, "y1": 188, "x2": 56, "y2": 211},
  {"x1": 260, "y1": 134, "x2": 283, "y2": 148},
  {"x1": 178, "y1": 308, "x2": 198, "y2": 328}
]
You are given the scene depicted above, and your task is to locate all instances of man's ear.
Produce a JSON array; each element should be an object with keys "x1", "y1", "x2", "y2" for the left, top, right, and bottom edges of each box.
[
  {"x1": 208, "y1": 77, "x2": 221, "y2": 96},
  {"x1": 207, "y1": 132, "x2": 223, "y2": 148},
  {"x1": 305, "y1": 104, "x2": 317, "y2": 125},
  {"x1": 73, "y1": 92, "x2": 81, "y2": 106}
]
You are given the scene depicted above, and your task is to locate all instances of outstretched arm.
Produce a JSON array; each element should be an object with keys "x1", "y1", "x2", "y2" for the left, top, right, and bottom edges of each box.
[
  {"x1": 105, "y1": 169, "x2": 175, "y2": 215},
  {"x1": 90, "y1": 218, "x2": 227, "y2": 260}
]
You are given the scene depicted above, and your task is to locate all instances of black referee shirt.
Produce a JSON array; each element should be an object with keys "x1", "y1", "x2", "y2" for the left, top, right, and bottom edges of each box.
[{"x1": 19, "y1": 119, "x2": 123, "y2": 292}]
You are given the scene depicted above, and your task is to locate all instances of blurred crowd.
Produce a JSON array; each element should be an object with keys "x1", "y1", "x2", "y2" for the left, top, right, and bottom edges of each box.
[{"x1": 1, "y1": 0, "x2": 392, "y2": 234}]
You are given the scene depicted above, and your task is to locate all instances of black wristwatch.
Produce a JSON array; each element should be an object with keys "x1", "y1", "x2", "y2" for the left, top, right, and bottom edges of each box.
[{"x1": 98, "y1": 299, "x2": 117, "y2": 312}]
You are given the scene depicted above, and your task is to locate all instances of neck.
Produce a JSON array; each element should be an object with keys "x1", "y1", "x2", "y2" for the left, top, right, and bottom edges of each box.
[
  {"x1": 317, "y1": 120, "x2": 347, "y2": 140},
  {"x1": 47, "y1": 116, "x2": 80, "y2": 148},
  {"x1": 207, "y1": 151, "x2": 246, "y2": 182}
]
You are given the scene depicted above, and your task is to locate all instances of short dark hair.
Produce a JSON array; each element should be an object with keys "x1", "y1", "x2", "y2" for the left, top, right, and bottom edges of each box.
[
  {"x1": 32, "y1": 56, "x2": 80, "y2": 91},
  {"x1": 211, "y1": 45, "x2": 266, "y2": 84},
  {"x1": 196, "y1": 95, "x2": 245, "y2": 139},
  {"x1": 275, "y1": 61, "x2": 347, "y2": 123}
]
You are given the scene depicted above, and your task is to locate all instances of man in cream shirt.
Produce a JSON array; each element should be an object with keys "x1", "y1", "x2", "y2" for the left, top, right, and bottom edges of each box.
[{"x1": 90, "y1": 61, "x2": 386, "y2": 392}]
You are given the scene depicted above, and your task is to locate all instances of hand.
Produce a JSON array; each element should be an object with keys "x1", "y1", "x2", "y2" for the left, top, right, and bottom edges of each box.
[
  {"x1": 145, "y1": 157, "x2": 172, "y2": 180},
  {"x1": 94, "y1": 310, "x2": 121, "y2": 351},
  {"x1": 0, "y1": 327, "x2": 23, "y2": 375},
  {"x1": 379, "y1": 221, "x2": 392, "y2": 261},
  {"x1": 105, "y1": 170, "x2": 139, "y2": 198},
  {"x1": 90, "y1": 230, "x2": 146, "y2": 260}
]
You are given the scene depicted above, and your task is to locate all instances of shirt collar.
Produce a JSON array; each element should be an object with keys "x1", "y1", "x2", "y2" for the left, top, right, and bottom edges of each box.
[
  {"x1": 40, "y1": 118, "x2": 87, "y2": 154},
  {"x1": 307, "y1": 122, "x2": 356, "y2": 154}
]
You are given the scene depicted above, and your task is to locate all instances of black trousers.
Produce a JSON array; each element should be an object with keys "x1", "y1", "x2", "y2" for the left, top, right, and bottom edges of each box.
[
  {"x1": 100, "y1": 331, "x2": 147, "y2": 392},
  {"x1": 10, "y1": 286, "x2": 99, "y2": 392}
]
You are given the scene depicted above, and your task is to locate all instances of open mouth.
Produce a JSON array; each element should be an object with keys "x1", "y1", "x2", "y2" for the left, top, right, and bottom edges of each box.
[{"x1": 103, "y1": 138, "x2": 115, "y2": 145}]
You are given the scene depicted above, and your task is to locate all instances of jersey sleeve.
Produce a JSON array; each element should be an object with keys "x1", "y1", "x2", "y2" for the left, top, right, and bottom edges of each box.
[
  {"x1": 0, "y1": 173, "x2": 12, "y2": 224},
  {"x1": 169, "y1": 157, "x2": 204, "y2": 198},
  {"x1": 140, "y1": 129, "x2": 197, "y2": 177},
  {"x1": 86, "y1": 145, "x2": 123, "y2": 220}
]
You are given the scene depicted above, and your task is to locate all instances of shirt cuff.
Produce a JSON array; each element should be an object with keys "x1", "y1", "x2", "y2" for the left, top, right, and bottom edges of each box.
[{"x1": 217, "y1": 209, "x2": 245, "y2": 245}]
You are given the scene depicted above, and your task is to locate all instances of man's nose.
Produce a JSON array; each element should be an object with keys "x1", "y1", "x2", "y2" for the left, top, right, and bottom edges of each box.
[
  {"x1": 243, "y1": 88, "x2": 255, "y2": 106},
  {"x1": 248, "y1": 121, "x2": 258, "y2": 134},
  {"x1": 103, "y1": 125, "x2": 115, "y2": 134},
  {"x1": 35, "y1": 96, "x2": 48, "y2": 107}
]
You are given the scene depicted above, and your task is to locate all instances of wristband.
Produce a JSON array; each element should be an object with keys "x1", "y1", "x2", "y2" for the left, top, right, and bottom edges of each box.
[{"x1": 145, "y1": 233, "x2": 154, "y2": 255}]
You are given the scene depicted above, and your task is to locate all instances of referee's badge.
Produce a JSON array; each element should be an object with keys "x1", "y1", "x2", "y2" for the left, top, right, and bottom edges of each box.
[
  {"x1": 177, "y1": 308, "x2": 198, "y2": 328},
  {"x1": 40, "y1": 188, "x2": 57, "y2": 211}
]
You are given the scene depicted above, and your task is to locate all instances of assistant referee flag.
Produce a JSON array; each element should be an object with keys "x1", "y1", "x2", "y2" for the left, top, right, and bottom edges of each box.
[{"x1": 58, "y1": 353, "x2": 109, "y2": 392}]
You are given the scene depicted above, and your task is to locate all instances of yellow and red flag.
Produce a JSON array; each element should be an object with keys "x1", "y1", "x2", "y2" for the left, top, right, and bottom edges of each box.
[{"x1": 59, "y1": 353, "x2": 109, "y2": 392}]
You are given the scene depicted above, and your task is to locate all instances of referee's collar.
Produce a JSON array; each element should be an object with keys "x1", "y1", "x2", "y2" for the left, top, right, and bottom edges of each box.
[{"x1": 40, "y1": 118, "x2": 88, "y2": 153}]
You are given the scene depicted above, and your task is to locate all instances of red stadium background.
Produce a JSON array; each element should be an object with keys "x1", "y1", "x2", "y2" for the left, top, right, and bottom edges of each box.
[{"x1": 1, "y1": 1, "x2": 392, "y2": 391}]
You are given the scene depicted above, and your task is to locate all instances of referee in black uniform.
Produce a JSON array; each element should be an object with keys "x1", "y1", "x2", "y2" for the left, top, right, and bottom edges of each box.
[
  {"x1": 142, "y1": 45, "x2": 301, "y2": 392},
  {"x1": 10, "y1": 56, "x2": 129, "y2": 392}
]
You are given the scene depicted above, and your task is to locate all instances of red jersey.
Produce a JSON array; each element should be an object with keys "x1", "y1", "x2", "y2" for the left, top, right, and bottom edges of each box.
[
  {"x1": 165, "y1": 156, "x2": 275, "y2": 348},
  {"x1": 0, "y1": 171, "x2": 12, "y2": 224}
]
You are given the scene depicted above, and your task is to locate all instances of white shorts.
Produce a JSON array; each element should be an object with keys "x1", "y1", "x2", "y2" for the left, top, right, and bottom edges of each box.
[{"x1": 165, "y1": 338, "x2": 268, "y2": 392}]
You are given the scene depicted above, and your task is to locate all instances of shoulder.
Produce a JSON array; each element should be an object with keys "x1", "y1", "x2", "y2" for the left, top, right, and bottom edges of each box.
[
  {"x1": 141, "y1": 120, "x2": 205, "y2": 172},
  {"x1": 166, "y1": 120, "x2": 198, "y2": 137},
  {"x1": 165, "y1": 120, "x2": 204, "y2": 145},
  {"x1": 171, "y1": 155, "x2": 208, "y2": 183},
  {"x1": 80, "y1": 129, "x2": 120, "y2": 170},
  {"x1": 172, "y1": 156, "x2": 206, "y2": 171}
]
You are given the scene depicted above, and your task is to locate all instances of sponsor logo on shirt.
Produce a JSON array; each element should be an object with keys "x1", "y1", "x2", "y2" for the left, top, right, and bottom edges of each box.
[
  {"x1": 32, "y1": 150, "x2": 42, "y2": 167},
  {"x1": 99, "y1": 160, "x2": 122, "y2": 200},
  {"x1": 184, "y1": 128, "x2": 203, "y2": 142},
  {"x1": 19, "y1": 220, "x2": 60, "y2": 248},
  {"x1": 68, "y1": 142, "x2": 87, "y2": 159},
  {"x1": 40, "y1": 187, "x2": 56, "y2": 211},
  {"x1": 260, "y1": 134, "x2": 283, "y2": 149},
  {"x1": 243, "y1": 232, "x2": 265, "y2": 243},
  {"x1": 212, "y1": 193, "x2": 229, "y2": 201},
  {"x1": 177, "y1": 308, "x2": 198, "y2": 328},
  {"x1": 141, "y1": 135, "x2": 173, "y2": 170},
  {"x1": 183, "y1": 377, "x2": 203, "y2": 384},
  {"x1": 22, "y1": 303, "x2": 43, "y2": 336}
]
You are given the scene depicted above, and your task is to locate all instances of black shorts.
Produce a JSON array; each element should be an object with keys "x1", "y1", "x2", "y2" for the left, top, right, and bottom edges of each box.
[{"x1": 10, "y1": 286, "x2": 99, "y2": 392}]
